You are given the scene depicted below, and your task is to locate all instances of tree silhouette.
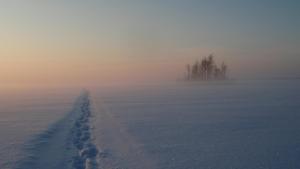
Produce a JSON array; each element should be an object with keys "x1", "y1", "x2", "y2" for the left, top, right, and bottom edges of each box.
[
  {"x1": 186, "y1": 64, "x2": 191, "y2": 80},
  {"x1": 185, "y1": 54, "x2": 228, "y2": 81},
  {"x1": 221, "y1": 62, "x2": 227, "y2": 80}
]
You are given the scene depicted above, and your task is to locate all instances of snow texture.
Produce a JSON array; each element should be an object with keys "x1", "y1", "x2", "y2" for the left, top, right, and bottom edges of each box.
[
  {"x1": 1, "y1": 79, "x2": 299, "y2": 169},
  {"x1": 15, "y1": 91, "x2": 99, "y2": 169}
]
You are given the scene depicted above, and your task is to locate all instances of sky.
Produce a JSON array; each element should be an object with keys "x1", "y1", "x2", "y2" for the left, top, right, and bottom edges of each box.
[{"x1": 0, "y1": 0, "x2": 299, "y2": 86}]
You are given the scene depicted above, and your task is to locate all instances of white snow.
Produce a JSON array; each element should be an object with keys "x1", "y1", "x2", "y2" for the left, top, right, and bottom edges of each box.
[{"x1": 0, "y1": 80, "x2": 300, "y2": 169}]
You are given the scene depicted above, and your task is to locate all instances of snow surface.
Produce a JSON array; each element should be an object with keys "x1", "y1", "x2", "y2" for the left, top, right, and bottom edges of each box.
[
  {"x1": 0, "y1": 80, "x2": 300, "y2": 169},
  {"x1": 14, "y1": 91, "x2": 99, "y2": 169}
]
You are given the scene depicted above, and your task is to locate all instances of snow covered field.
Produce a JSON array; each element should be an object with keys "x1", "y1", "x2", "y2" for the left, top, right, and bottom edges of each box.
[{"x1": 0, "y1": 80, "x2": 300, "y2": 169}]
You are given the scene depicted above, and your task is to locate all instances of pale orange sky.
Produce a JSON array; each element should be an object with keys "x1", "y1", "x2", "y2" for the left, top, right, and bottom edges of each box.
[{"x1": 0, "y1": 1, "x2": 299, "y2": 86}]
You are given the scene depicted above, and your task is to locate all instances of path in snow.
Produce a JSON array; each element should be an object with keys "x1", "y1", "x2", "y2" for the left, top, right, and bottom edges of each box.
[
  {"x1": 16, "y1": 91, "x2": 99, "y2": 169},
  {"x1": 15, "y1": 91, "x2": 156, "y2": 169}
]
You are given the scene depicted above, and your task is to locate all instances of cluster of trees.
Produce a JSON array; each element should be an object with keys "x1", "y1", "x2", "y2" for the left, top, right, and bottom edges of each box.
[{"x1": 186, "y1": 55, "x2": 228, "y2": 81}]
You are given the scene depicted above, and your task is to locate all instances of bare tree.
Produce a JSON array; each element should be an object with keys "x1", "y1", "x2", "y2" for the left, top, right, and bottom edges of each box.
[
  {"x1": 207, "y1": 54, "x2": 215, "y2": 80},
  {"x1": 221, "y1": 62, "x2": 227, "y2": 79},
  {"x1": 201, "y1": 57, "x2": 208, "y2": 80},
  {"x1": 192, "y1": 61, "x2": 199, "y2": 79},
  {"x1": 185, "y1": 55, "x2": 228, "y2": 81},
  {"x1": 186, "y1": 64, "x2": 191, "y2": 80}
]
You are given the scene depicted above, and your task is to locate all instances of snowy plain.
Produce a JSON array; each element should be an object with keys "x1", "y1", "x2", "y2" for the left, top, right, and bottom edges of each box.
[{"x1": 0, "y1": 79, "x2": 300, "y2": 169}]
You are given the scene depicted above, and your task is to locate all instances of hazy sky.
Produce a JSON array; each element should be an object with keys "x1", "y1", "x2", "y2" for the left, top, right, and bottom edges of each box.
[{"x1": 0, "y1": 0, "x2": 299, "y2": 86}]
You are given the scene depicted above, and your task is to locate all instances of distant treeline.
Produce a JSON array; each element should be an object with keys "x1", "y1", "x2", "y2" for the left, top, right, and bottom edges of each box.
[{"x1": 186, "y1": 55, "x2": 228, "y2": 81}]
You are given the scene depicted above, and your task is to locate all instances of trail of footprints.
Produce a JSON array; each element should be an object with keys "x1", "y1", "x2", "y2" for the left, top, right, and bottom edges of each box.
[{"x1": 71, "y1": 93, "x2": 99, "y2": 169}]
